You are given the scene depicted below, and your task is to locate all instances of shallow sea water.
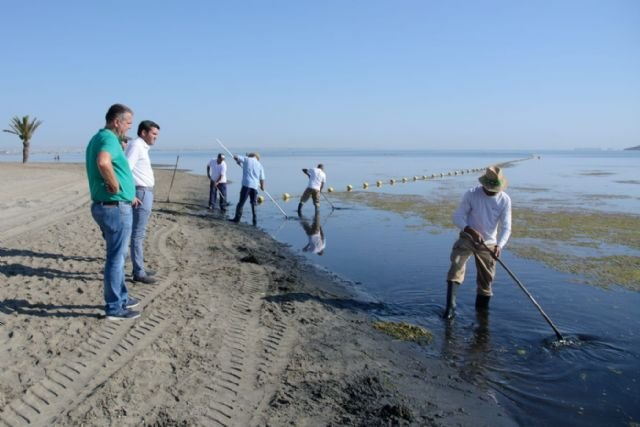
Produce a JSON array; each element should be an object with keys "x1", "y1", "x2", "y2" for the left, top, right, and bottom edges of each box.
[{"x1": 7, "y1": 148, "x2": 640, "y2": 426}]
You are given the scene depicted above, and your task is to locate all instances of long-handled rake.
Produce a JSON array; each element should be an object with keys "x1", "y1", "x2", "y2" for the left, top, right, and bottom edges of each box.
[
  {"x1": 216, "y1": 138, "x2": 290, "y2": 219},
  {"x1": 166, "y1": 153, "x2": 180, "y2": 202},
  {"x1": 475, "y1": 238, "x2": 565, "y2": 341}
]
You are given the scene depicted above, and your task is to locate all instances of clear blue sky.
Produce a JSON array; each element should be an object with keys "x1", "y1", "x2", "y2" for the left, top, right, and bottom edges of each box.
[{"x1": 1, "y1": 0, "x2": 638, "y2": 151}]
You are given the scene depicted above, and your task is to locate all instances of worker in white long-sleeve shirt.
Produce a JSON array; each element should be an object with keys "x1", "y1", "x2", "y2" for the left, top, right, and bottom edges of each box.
[{"x1": 443, "y1": 166, "x2": 512, "y2": 320}]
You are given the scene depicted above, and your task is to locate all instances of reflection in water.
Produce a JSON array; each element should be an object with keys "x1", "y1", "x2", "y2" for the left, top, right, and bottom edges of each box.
[
  {"x1": 257, "y1": 151, "x2": 640, "y2": 426},
  {"x1": 467, "y1": 311, "x2": 491, "y2": 384},
  {"x1": 300, "y1": 212, "x2": 326, "y2": 256},
  {"x1": 442, "y1": 311, "x2": 492, "y2": 388}
]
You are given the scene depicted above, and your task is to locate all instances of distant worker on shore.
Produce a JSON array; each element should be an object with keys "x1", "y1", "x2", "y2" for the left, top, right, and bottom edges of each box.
[
  {"x1": 297, "y1": 164, "x2": 326, "y2": 216},
  {"x1": 443, "y1": 166, "x2": 512, "y2": 320},
  {"x1": 125, "y1": 120, "x2": 160, "y2": 285},
  {"x1": 207, "y1": 153, "x2": 228, "y2": 212},
  {"x1": 230, "y1": 152, "x2": 265, "y2": 226},
  {"x1": 85, "y1": 103, "x2": 140, "y2": 320},
  {"x1": 301, "y1": 211, "x2": 326, "y2": 256}
]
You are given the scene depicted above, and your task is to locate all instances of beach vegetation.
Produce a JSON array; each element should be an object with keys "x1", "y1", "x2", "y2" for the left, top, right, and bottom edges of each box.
[
  {"x1": 372, "y1": 321, "x2": 434, "y2": 345},
  {"x1": 337, "y1": 192, "x2": 640, "y2": 291},
  {"x1": 3, "y1": 115, "x2": 43, "y2": 163}
]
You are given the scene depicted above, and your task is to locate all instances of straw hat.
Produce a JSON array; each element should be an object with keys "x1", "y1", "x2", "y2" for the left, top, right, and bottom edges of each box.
[{"x1": 478, "y1": 166, "x2": 508, "y2": 192}]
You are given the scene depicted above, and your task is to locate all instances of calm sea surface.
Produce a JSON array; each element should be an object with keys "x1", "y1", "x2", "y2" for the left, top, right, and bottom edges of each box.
[{"x1": 5, "y1": 148, "x2": 640, "y2": 425}]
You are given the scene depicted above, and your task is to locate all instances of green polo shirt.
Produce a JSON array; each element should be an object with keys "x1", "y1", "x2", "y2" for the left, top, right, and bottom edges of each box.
[{"x1": 85, "y1": 128, "x2": 135, "y2": 202}]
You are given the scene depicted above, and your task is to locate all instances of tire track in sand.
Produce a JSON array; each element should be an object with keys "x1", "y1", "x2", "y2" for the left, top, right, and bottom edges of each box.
[
  {"x1": 0, "y1": 222, "x2": 180, "y2": 427},
  {"x1": 159, "y1": 233, "x2": 297, "y2": 426},
  {"x1": 0, "y1": 180, "x2": 88, "y2": 242}
]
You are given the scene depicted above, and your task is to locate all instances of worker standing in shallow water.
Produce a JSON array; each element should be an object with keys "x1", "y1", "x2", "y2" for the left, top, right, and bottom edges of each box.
[
  {"x1": 297, "y1": 164, "x2": 326, "y2": 216},
  {"x1": 230, "y1": 153, "x2": 265, "y2": 226},
  {"x1": 207, "y1": 153, "x2": 228, "y2": 212},
  {"x1": 443, "y1": 166, "x2": 512, "y2": 320}
]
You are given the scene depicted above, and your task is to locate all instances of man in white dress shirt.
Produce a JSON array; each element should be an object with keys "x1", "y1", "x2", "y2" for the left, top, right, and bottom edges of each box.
[
  {"x1": 443, "y1": 166, "x2": 512, "y2": 319},
  {"x1": 125, "y1": 120, "x2": 160, "y2": 284}
]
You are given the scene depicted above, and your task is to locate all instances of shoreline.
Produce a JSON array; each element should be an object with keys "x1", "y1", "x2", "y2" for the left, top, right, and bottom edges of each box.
[
  {"x1": 337, "y1": 190, "x2": 640, "y2": 291},
  {"x1": 0, "y1": 163, "x2": 517, "y2": 425}
]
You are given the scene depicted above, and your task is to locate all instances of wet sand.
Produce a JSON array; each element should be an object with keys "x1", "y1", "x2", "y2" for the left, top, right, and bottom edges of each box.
[{"x1": 0, "y1": 162, "x2": 516, "y2": 426}]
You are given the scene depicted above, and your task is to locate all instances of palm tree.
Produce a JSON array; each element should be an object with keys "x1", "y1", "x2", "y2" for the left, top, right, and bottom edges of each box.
[{"x1": 3, "y1": 115, "x2": 43, "y2": 163}]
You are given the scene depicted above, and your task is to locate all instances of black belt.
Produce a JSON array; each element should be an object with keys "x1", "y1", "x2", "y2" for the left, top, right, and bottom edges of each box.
[
  {"x1": 136, "y1": 186, "x2": 154, "y2": 191},
  {"x1": 95, "y1": 200, "x2": 131, "y2": 206}
]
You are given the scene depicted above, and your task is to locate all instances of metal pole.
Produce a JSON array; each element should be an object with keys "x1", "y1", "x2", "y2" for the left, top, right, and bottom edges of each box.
[
  {"x1": 216, "y1": 138, "x2": 288, "y2": 219},
  {"x1": 479, "y1": 240, "x2": 565, "y2": 341},
  {"x1": 263, "y1": 189, "x2": 289, "y2": 219},
  {"x1": 216, "y1": 185, "x2": 226, "y2": 202},
  {"x1": 321, "y1": 191, "x2": 336, "y2": 210},
  {"x1": 166, "y1": 154, "x2": 180, "y2": 203},
  {"x1": 216, "y1": 138, "x2": 234, "y2": 159}
]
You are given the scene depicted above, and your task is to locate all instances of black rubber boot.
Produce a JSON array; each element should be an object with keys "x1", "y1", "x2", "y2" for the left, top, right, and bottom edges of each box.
[
  {"x1": 297, "y1": 203, "x2": 303, "y2": 216},
  {"x1": 443, "y1": 281, "x2": 459, "y2": 320},
  {"x1": 475, "y1": 294, "x2": 491, "y2": 311},
  {"x1": 251, "y1": 205, "x2": 257, "y2": 226},
  {"x1": 231, "y1": 205, "x2": 242, "y2": 223}
]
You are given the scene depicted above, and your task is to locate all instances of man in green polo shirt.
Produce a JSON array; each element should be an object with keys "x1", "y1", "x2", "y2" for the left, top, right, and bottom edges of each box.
[{"x1": 86, "y1": 103, "x2": 140, "y2": 320}]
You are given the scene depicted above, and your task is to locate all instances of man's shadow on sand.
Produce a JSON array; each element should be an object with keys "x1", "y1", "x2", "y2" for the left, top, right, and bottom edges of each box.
[
  {"x1": 0, "y1": 263, "x2": 98, "y2": 281},
  {"x1": 264, "y1": 292, "x2": 386, "y2": 313},
  {"x1": 0, "y1": 248, "x2": 99, "y2": 262},
  {"x1": 0, "y1": 299, "x2": 102, "y2": 319},
  {"x1": 155, "y1": 203, "x2": 213, "y2": 219},
  {"x1": 0, "y1": 247, "x2": 101, "y2": 280}
]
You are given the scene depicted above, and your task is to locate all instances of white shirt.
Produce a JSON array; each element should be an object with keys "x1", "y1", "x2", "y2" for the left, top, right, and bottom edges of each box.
[
  {"x1": 208, "y1": 159, "x2": 227, "y2": 183},
  {"x1": 453, "y1": 185, "x2": 512, "y2": 248},
  {"x1": 125, "y1": 137, "x2": 154, "y2": 187},
  {"x1": 304, "y1": 230, "x2": 326, "y2": 254},
  {"x1": 307, "y1": 167, "x2": 326, "y2": 191}
]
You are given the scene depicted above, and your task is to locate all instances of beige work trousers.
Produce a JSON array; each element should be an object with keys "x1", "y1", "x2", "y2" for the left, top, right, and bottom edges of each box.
[
  {"x1": 300, "y1": 188, "x2": 321, "y2": 207},
  {"x1": 446, "y1": 233, "x2": 497, "y2": 296}
]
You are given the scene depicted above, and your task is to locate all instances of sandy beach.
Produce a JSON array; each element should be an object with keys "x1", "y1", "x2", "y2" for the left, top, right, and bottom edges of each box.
[{"x1": 0, "y1": 162, "x2": 516, "y2": 426}]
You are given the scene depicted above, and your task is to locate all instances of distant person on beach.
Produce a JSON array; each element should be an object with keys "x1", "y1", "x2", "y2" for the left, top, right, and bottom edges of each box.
[
  {"x1": 125, "y1": 120, "x2": 160, "y2": 285},
  {"x1": 207, "y1": 153, "x2": 228, "y2": 211},
  {"x1": 297, "y1": 164, "x2": 326, "y2": 216},
  {"x1": 230, "y1": 152, "x2": 265, "y2": 226},
  {"x1": 301, "y1": 211, "x2": 326, "y2": 256},
  {"x1": 443, "y1": 166, "x2": 512, "y2": 320},
  {"x1": 85, "y1": 103, "x2": 140, "y2": 320}
]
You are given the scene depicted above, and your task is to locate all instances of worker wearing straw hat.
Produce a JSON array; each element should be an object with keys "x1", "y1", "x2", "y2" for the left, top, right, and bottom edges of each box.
[{"x1": 443, "y1": 166, "x2": 512, "y2": 319}]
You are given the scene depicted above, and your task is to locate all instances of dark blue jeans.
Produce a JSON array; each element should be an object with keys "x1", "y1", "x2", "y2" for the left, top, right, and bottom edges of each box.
[
  {"x1": 209, "y1": 182, "x2": 227, "y2": 209},
  {"x1": 131, "y1": 187, "x2": 153, "y2": 278},
  {"x1": 91, "y1": 202, "x2": 132, "y2": 315},
  {"x1": 234, "y1": 186, "x2": 257, "y2": 220}
]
